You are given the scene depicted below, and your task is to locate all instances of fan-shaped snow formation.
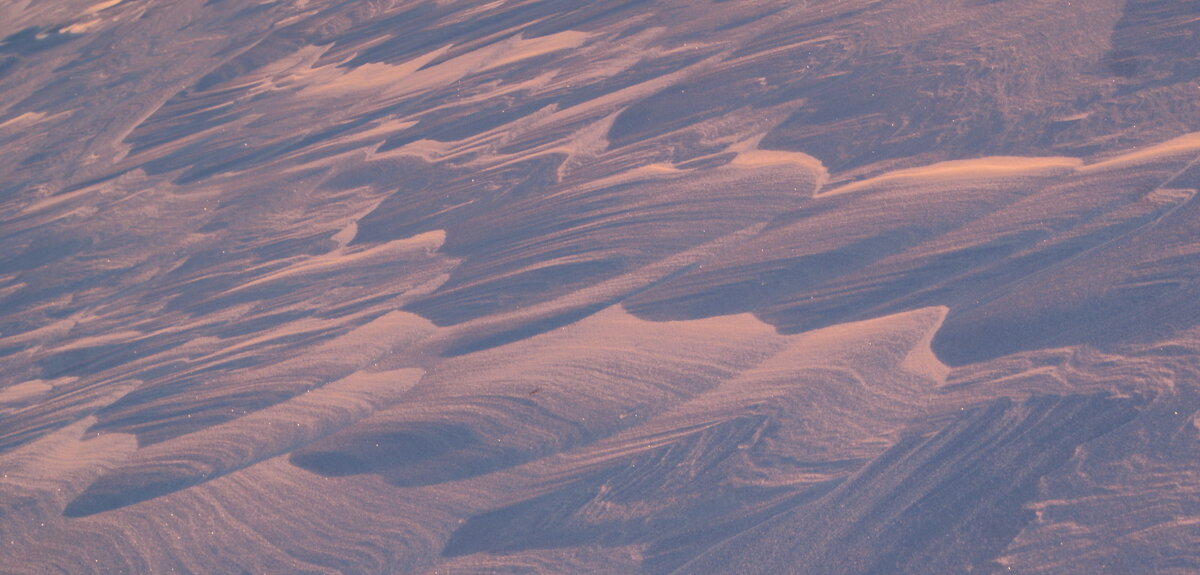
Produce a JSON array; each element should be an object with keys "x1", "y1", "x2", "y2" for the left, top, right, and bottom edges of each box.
[{"x1": 2, "y1": 0, "x2": 1199, "y2": 573}]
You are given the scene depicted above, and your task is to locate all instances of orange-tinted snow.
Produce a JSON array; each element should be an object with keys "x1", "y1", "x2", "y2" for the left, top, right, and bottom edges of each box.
[{"x1": 1, "y1": 0, "x2": 1199, "y2": 573}]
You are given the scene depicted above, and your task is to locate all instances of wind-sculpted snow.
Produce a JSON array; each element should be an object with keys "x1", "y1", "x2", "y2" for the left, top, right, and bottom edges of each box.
[{"x1": 2, "y1": 0, "x2": 1199, "y2": 573}]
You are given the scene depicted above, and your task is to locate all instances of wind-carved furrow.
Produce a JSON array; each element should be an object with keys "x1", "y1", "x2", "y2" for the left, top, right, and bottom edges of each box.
[
  {"x1": 382, "y1": 147, "x2": 825, "y2": 327},
  {"x1": 85, "y1": 310, "x2": 438, "y2": 446},
  {"x1": 933, "y1": 138, "x2": 1200, "y2": 364},
  {"x1": 62, "y1": 368, "x2": 424, "y2": 518},
  {"x1": 673, "y1": 394, "x2": 1142, "y2": 575},
  {"x1": 435, "y1": 306, "x2": 953, "y2": 571},
  {"x1": 4, "y1": 0, "x2": 1200, "y2": 573},
  {"x1": 440, "y1": 414, "x2": 834, "y2": 569},
  {"x1": 290, "y1": 307, "x2": 794, "y2": 488},
  {"x1": 626, "y1": 134, "x2": 1200, "y2": 364}
]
